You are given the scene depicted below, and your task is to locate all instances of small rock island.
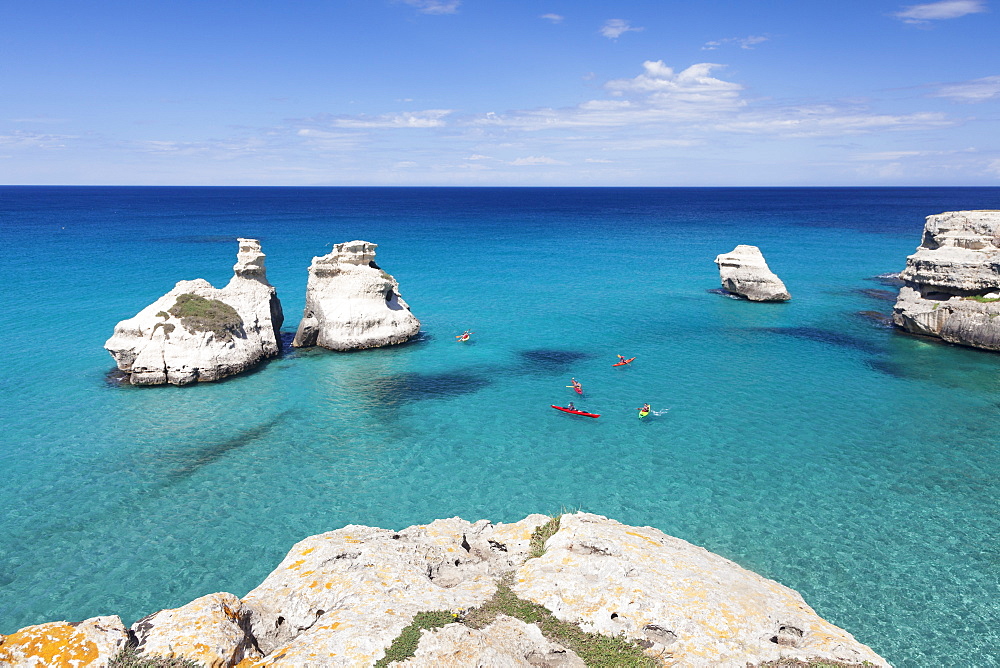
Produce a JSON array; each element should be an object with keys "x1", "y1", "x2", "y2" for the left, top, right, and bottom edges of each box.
[
  {"x1": 105, "y1": 238, "x2": 283, "y2": 385},
  {"x1": 0, "y1": 513, "x2": 887, "y2": 667},
  {"x1": 292, "y1": 240, "x2": 420, "y2": 351},
  {"x1": 714, "y1": 245, "x2": 791, "y2": 302},
  {"x1": 893, "y1": 210, "x2": 1000, "y2": 350}
]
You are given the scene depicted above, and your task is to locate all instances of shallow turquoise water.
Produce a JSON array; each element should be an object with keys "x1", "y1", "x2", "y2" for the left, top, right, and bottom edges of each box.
[{"x1": 1, "y1": 187, "x2": 999, "y2": 666}]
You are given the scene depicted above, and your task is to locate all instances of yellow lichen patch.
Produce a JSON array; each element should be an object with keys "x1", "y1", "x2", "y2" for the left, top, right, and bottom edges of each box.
[
  {"x1": 625, "y1": 530, "x2": 662, "y2": 546},
  {"x1": 344, "y1": 539, "x2": 362, "y2": 544},
  {"x1": 0, "y1": 622, "x2": 99, "y2": 666},
  {"x1": 286, "y1": 559, "x2": 306, "y2": 570},
  {"x1": 300, "y1": 547, "x2": 316, "y2": 555}
]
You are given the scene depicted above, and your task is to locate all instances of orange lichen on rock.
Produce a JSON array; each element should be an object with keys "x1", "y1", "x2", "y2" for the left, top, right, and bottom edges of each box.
[{"x1": 0, "y1": 622, "x2": 99, "y2": 666}]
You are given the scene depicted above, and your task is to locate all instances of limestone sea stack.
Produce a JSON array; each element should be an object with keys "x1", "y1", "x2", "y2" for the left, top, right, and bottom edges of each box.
[
  {"x1": 292, "y1": 240, "x2": 420, "y2": 350},
  {"x1": 893, "y1": 210, "x2": 1000, "y2": 350},
  {"x1": 714, "y1": 245, "x2": 791, "y2": 301},
  {"x1": 0, "y1": 513, "x2": 888, "y2": 667},
  {"x1": 104, "y1": 238, "x2": 283, "y2": 385}
]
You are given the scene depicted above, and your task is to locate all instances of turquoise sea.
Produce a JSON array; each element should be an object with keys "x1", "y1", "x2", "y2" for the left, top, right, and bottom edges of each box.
[{"x1": 1, "y1": 187, "x2": 999, "y2": 666}]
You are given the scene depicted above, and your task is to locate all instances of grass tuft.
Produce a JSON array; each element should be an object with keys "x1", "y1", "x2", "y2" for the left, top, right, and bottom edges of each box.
[
  {"x1": 528, "y1": 515, "x2": 561, "y2": 559},
  {"x1": 167, "y1": 293, "x2": 243, "y2": 341},
  {"x1": 374, "y1": 610, "x2": 457, "y2": 667},
  {"x1": 109, "y1": 646, "x2": 203, "y2": 668},
  {"x1": 964, "y1": 295, "x2": 1000, "y2": 303}
]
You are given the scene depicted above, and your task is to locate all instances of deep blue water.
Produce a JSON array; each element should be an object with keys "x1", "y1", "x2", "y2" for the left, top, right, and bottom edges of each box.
[{"x1": 1, "y1": 186, "x2": 999, "y2": 667}]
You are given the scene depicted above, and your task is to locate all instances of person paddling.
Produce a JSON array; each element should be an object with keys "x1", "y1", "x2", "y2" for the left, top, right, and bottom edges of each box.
[{"x1": 570, "y1": 377, "x2": 582, "y2": 392}]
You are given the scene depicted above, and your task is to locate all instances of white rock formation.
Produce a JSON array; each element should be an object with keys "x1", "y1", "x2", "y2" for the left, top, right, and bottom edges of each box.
[
  {"x1": 0, "y1": 615, "x2": 128, "y2": 667},
  {"x1": 105, "y1": 238, "x2": 284, "y2": 385},
  {"x1": 2, "y1": 513, "x2": 888, "y2": 667},
  {"x1": 893, "y1": 210, "x2": 1000, "y2": 350},
  {"x1": 292, "y1": 240, "x2": 420, "y2": 350},
  {"x1": 714, "y1": 245, "x2": 791, "y2": 301}
]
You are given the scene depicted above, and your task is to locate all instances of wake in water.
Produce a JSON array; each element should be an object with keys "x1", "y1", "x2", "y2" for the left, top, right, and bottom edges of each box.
[{"x1": 650, "y1": 409, "x2": 670, "y2": 416}]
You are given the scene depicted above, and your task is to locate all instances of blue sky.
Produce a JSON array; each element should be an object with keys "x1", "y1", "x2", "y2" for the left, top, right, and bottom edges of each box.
[{"x1": 2, "y1": 0, "x2": 998, "y2": 185}]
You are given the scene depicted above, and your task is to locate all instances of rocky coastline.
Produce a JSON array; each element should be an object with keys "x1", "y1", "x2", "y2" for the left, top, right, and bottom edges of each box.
[
  {"x1": 892, "y1": 210, "x2": 1000, "y2": 350},
  {"x1": 0, "y1": 513, "x2": 887, "y2": 667}
]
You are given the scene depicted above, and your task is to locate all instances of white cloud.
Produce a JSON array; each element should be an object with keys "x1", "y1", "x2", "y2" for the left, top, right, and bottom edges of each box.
[
  {"x1": 605, "y1": 61, "x2": 744, "y2": 107},
  {"x1": 401, "y1": 0, "x2": 460, "y2": 15},
  {"x1": 465, "y1": 153, "x2": 492, "y2": 160},
  {"x1": 509, "y1": 156, "x2": 568, "y2": 165},
  {"x1": 716, "y1": 108, "x2": 951, "y2": 137},
  {"x1": 324, "y1": 109, "x2": 453, "y2": 128},
  {"x1": 702, "y1": 35, "x2": 770, "y2": 50},
  {"x1": 851, "y1": 148, "x2": 976, "y2": 160},
  {"x1": 540, "y1": 13, "x2": 564, "y2": 24},
  {"x1": 600, "y1": 19, "x2": 643, "y2": 39},
  {"x1": 933, "y1": 75, "x2": 1000, "y2": 102},
  {"x1": 0, "y1": 131, "x2": 76, "y2": 148},
  {"x1": 585, "y1": 158, "x2": 614, "y2": 163},
  {"x1": 987, "y1": 159, "x2": 1000, "y2": 176},
  {"x1": 895, "y1": 0, "x2": 986, "y2": 23}
]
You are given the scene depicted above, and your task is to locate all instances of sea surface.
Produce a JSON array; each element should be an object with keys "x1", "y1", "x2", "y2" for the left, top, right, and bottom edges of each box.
[{"x1": 1, "y1": 186, "x2": 999, "y2": 666}]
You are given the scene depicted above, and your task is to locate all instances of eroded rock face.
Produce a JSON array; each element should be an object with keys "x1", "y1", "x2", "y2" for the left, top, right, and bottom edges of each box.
[
  {"x1": 893, "y1": 210, "x2": 1000, "y2": 350},
  {"x1": 292, "y1": 240, "x2": 420, "y2": 350},
  {"x1": 512, "y1": 513, "x2": 886, "y2": 667},
  {"x1": 3, "y1": 513, "x2": 888, "y2": 667},
  {"x1": 0, "y1": 615, "x2": 128, "y2": 667},
  {"x1": 105, "y1": 238, "x2": 284, "y2": 385},
  {"x1": 130, "y1": 592, "x2": 262, "y2": 666},
  {"x1": 714, "y1": 245, "x2": 791, "y2": 302}
]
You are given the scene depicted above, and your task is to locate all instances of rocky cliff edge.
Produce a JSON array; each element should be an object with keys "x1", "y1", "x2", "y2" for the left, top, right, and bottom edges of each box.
[{"x1": 0, "y1": 513, "x2": 888, "y2": 667}]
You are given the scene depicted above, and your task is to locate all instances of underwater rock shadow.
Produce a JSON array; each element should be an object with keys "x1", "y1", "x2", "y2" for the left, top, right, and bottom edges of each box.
[
  {"x1": 517, "y1": 349, "x2": 596, "y2": 374},
  {"x1": 364, "y1": 371, "x2": 492, "y2": 409},
  {"x1": 160, "y1": 409, "x2": 295, "y2": 484},
  {"x1": 753, "y1": 326, "x2": 886, "y2": 356},
  {"x1": 865, "y1": 272, "x2": 904, "y2": 288},
  {"x1": 853, "y1": 288, "x2": 898, "y2": 302}
]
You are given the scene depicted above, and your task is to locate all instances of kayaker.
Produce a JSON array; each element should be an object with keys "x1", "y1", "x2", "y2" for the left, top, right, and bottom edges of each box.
[
  {"x1": 568, "y1": 402, "x2": 576, "y2": 411},
  {"x1": 571, "y1": 378, "x2": 581, "y2": 390},
  {"x1": 617, "y1": 354, "x2": 627, "y2": 364},
  {"x1": 638, "y1": 403, "x2": 650, "y2": 414}
]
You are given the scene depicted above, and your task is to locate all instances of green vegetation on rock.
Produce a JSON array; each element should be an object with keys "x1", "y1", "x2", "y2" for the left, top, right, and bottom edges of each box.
[
  {"x1": 374, "y1": 610, "x2": 457, "y2": 667},
  {"x1": 964, "y1": 295, "x2": 1000, "y2": 303},
  {"x1": 461, "y1": 575, "x2": 658, "y2": 667},
  {"x1": 109, "y1": 646, "x2": 203, "y2": 668},
  {"x1": 167, "y1": 293, "x2": 243, "y2": 341},
  {"x1": 529, "y1": 515, "x2": 560, "y2": 559}
]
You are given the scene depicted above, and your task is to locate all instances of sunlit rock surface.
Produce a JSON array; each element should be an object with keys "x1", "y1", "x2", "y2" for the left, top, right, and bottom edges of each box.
[
  {"x1": 105, "y1": 238, "x2": 283, "y2": 385},
  {"x1": 292, "y1": 240, "x2": 420, "y2": 350},
  {"x1": 0, "y1": 615, "x2": 128, "y2": 667},
  {"x1": 714, "y1": 245, "x2": 791, "y2": 301},
  {"x1": 893, "y1": 210, "x2": 1000, "y2": 350},
  {"x1": 2, "y1": 513, "x2": 887, "y2": 667}
]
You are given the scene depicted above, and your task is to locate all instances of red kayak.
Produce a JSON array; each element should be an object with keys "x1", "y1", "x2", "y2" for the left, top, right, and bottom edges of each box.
[
  {"x1": 612, "y1": 357, "x2": 636, "y2": 367},
  {"x1": 551, "y1": 405, "x2": 600, "y2": 418},
  {"x1": 574, "y1": 385, "x2": 583, "y2": 394}
]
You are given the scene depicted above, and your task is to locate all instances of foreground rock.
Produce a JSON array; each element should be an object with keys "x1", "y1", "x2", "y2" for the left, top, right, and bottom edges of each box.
[
  {"x1": 105, "y1": 239, "x2": 283, "y2": 385},
  {"x1": 292, "y1": 240, "x2": 420, "y2": 350},
  {"x1": 714, "y1": 245, "x2": 791, "y2": 301},
  {"x1": 0, "y1": 616, "x2": 128, "y2": 666},
  {"x1": 893, "y1": 210, "x2": 1000, "y2": 350},
  {"x1": 1, "y1": 513, "x2": 887, "y2": 667}
]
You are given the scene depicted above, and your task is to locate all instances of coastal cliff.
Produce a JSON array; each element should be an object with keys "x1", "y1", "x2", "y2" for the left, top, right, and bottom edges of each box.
[
  {"x1": 104, "y1": 239, "x2": 284, "y2": 385},
  {"x1": 892, "y1": 210, "x2": 1000, "y2": 350},
  {"x1": 714, "y1": 245, "x2": 791, "y2": 302},
  {"x1": 0, "y1": 513, "x2": 888, "y2": 667},
  {"x1": 292, "y1": 240, "x2": 420, "y2": 351}
]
